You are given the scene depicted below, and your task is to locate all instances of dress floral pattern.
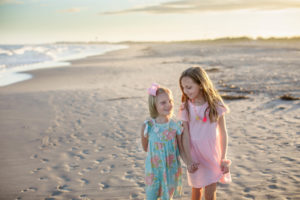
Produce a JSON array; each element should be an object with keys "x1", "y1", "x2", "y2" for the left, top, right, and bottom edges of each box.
[{"x1": 144, "y1": 118, "x2": 183, "y2": 200}]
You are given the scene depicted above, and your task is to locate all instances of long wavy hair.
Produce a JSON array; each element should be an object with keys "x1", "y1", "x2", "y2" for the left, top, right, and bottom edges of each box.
[{"x1": 179, "y1": 66, "x2": 228, "y2": 122}]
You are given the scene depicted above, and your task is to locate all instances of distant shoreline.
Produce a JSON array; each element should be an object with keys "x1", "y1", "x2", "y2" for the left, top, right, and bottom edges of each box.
[
  {"x1": 54, "y1": 36, "x2": 300, "y2": 45},
  {"x1": 2, "y1": 36, "x2": 300, "y2": 46}
]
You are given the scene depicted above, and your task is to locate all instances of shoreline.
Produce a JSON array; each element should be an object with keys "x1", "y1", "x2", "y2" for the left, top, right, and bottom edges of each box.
[
  {"x1": 0, "y1": 44, "x2": 128, "y2": 87},
  {"x1": 0, "y1": 41, "x2": 299, "y2": 199}
]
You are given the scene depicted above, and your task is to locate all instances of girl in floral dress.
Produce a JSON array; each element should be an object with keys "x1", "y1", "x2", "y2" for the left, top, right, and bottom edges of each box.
[{"x1": 141, "y1": 83, "x2": 184, "y2": 200}]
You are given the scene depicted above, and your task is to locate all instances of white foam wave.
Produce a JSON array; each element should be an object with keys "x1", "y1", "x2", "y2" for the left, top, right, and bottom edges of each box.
[{"x1": 0, "y1": 44, "x2": 128, "y2": 87}]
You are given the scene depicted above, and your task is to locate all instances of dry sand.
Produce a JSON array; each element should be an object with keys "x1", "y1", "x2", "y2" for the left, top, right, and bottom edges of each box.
[{"x1": 0, "y1": 41, "x2": 299, "y2": 200}]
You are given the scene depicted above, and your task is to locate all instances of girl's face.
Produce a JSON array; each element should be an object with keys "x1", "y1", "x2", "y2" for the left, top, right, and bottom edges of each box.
[
  {"x1": 155, "y1": 92, "x2": 173, "y2": 118},
  {"x1": 181, "y1": 76, "x2": 202, "y2": 100}
]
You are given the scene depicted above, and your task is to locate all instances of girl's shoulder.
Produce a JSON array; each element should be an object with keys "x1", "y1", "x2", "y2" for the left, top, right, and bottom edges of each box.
[
  {"x1": 143, "y1": 118, "x2": 155, "y2": 127},
  {"x1": 169, "y1": 118, "x2": 183, "y2": 135},
  {"x1": 169, "y1": 118, "x2": 183, "y2": 128},
  {"x1": 143, "y1": 118, "x2": 155, "y2": 137},
  {"x1": 215, "y1": 101, "x2": 229, "y2": 115}
]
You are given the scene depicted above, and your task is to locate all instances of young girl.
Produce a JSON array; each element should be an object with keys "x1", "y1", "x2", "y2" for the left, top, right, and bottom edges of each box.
[
  {"x1": 178, "y1": 67, "x2": 231, "y2": 200},
  {"x1": 141, "y1": 83, "x2": 184, "y2": 200}
]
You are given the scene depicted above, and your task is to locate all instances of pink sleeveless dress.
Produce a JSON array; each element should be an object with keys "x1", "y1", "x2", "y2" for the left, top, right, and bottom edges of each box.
[{"x1": 178, "y1": 101, "x2": 231, "y2": 188}]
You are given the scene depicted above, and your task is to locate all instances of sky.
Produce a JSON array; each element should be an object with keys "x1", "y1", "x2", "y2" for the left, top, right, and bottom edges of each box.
[{"x1": 0, "y1": 0, "x2": 300, "y2": 44}]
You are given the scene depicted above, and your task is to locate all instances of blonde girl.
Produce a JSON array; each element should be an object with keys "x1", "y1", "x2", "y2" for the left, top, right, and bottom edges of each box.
[{"x1": 141, "y1": 83, "x2": 184, "y2": 200}]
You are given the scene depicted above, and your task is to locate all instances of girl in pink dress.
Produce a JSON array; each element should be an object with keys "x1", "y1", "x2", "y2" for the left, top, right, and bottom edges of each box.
[{"x1": 178, "y1": 66, "x2": 231, "y2": 200}]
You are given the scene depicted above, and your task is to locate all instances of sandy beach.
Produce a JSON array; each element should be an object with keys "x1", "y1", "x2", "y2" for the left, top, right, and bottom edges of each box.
[{"x1": 0, "y1": 40, "x2": 299, "y2": 200}]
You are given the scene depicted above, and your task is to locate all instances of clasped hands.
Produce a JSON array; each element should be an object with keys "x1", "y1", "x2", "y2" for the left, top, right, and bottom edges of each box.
[
  {"x1": 187, "y1": 159, "x2": 231, "y2": 174},
  {"x1": 220, "y1": 159, "x2": 231, "y2": 174},
  {"x1": 187, "y1": 162, "x2": 199, "y2": 173}
]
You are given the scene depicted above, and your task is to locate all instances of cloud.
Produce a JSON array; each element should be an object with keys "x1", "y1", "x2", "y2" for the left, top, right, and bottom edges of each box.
[
  {"x1": 0, "y1": 0, "x2": 23, "y2": 5},
  {"x1": 101, "y1": 0, "x2": 300, "y2": 14},
  {"x1": 58, "y1": 7, "x2": 84, "y2": 13}
]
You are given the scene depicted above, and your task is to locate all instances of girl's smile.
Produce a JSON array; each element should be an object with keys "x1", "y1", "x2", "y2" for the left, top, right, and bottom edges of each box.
[{"x1": 155, "y1": 92, "x2": 173, "y2": 118}]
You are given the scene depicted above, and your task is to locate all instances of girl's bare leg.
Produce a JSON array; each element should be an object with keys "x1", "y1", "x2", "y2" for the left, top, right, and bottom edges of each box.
[
  {"x1": 191, "y1": 187, "x2": 203, "y2": 200},
  {"x1": 204, "y1": 183, "x2": 217, "y2": 200}
]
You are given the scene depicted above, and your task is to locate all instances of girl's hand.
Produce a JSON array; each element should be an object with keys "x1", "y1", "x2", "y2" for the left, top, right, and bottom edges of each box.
[
  {"x1": 220, "y1": 159, "x2": 231, "y2": 174},
  {"x1": 187, "y1": 162, "x2": 199, "y2": 173}
]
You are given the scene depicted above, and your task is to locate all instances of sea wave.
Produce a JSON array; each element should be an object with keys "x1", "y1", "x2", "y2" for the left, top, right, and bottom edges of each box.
[{"x1": 0, "y1": 43, "x2": 128, "y2": 87}]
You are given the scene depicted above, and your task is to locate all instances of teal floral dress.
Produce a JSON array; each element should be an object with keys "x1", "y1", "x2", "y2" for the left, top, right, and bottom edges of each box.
[{"x1": 143, "y1": 118, "x2": 183, "y2": 200}]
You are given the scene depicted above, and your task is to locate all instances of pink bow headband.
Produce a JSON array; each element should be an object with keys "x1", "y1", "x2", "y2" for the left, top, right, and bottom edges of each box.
[{"x1": 148, "y1": 83, "x2": 159, "y2": 96}]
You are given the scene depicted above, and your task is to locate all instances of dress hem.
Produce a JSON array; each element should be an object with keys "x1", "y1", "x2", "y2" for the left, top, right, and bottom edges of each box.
[{"x1": 187, "y1": 173, "x2": 224, "y2": 188}]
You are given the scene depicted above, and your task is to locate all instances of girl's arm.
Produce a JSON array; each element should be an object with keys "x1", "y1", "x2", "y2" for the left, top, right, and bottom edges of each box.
[
  {"x1": 141, "y1": 124, "x2": 148, "y2": 152},
  {"x1": 218, "y1": 115, "x2": 231, "y2": 173},
  {"x1": 176, "y1": 134, "x2": 186, "y2": 163},
  {"x1": 182, "y1": 121, "x2": 198, "y2": 172},
  {"x1": 218, "y1": 115, "x2": 228, "y2": 160}
]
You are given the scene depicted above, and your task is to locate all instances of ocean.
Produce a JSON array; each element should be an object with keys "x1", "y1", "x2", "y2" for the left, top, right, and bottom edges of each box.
[{"x1": 0, "y1": 43, "x2": 128, "y2": 87}]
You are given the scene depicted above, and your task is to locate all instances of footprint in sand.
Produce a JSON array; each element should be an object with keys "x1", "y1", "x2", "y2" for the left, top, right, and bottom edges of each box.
[
  {"x1": 89, "y1": 139, "x2": 96, "y2": 144},
  {"x1": 57, "y1": 184, "x2": 72, "y2": 192},
  {"x1": 268, "y1": 184, "x2": 278, "y2": 189},
  {"x1": 98, "y1": 182, "x2": 109, "y2": 190},
  {"x1": 30, "y1": 154, "x2": 38, "y2": 159},
  {"x1": 94, "y1": 145, "x2": 104, "y2": 152},
  {"x1": 280, "y1": 156, "x2": 296, "y2": 162},
  {"x1": 261, "y1": 168, "x2": 272, "y2": 174},
  {"x1": 64, "y1": 163, "x2": 80, "y2": 172},
  {"x1": 130, "y1": 193, "x2": 139, "y2": 199},
  {"x1": 100, "y1": 164, "x2": 115, "y2": 174},
  {"x1": 79, "y1": 194, "x2": 91, "y2": 200},
  {"x1": 243, "y1": 187, "x2": 251, "y2": 193},
  {"x1": 123, "y1": 170, "x2": 135, "y2": 181},
  {"x1": 100, "y1": 168, "x2": 110, "y2": 174},
  {"x1": 21, "y1": 187, "x2": 37, "y2": 193},
  {"x1": 71, "y1": 147, "x2": 79, "y2": 151},
  {"x1": 78, "y1": 178, "x2": 89, "y2": 186},
  {"x1": 30, "y1": 167, "x2": 42, "y2": 174},
  {"x1": 51, "y1": 190, "x2": 62, "y2": 196},
  {"x1": 268, "y1": 184, "x2": 286, "y2": 191},
  {"x1": 39, "y1": 176, "x2": 49, "y2": 181},
  {"x1": 81, "y1": 149, "x2": 89, "y2": 155},
  {"x1": 78, "y1": 167, "x2": 93, "y2": 176},
  {"x1": 111, "y1": 154, "x2": 118, "y2": 159},
  {"x1": 93, "y1": 158, "x2": 105, "y2": 164},
  {"x1": 244, "y1": 194, "x2": 255, "y2": 199},
  {"x1": 73, "y1": 154, "x2": 85, "y2": 161},
  {"x1": 41, "y1": 158, "x2": 49, "y2": 163},
  {"x1": 50, "y1": 185, "x2": 72, "y2": 197}
]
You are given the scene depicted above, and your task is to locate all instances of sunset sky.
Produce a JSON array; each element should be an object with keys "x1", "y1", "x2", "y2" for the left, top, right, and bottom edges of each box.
[{"x1": 1, "y1": 0, "x2": 300, "y2": 44}]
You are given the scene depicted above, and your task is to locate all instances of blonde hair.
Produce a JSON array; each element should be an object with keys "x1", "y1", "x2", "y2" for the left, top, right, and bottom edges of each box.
[
  {"x1": 179, "y1": 66, "x2": 229, "y2": 122},
  {"x1": 148, "y1": 87, "x2": 173, "y2": 118}
]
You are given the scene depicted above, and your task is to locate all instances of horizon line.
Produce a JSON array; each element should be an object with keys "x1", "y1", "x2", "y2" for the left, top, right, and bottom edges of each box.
[
  {"x1": 1, "y1": 36, "x2": 300, "y2": 45},
  {"x1": 56, "y1": 36, "x2": 300, "y2": 44}
]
